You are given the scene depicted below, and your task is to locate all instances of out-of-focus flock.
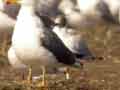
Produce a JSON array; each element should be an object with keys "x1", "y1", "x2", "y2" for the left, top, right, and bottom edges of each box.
[{"x1": 0, "y1": 0, "x2": 120, "y2": 86}]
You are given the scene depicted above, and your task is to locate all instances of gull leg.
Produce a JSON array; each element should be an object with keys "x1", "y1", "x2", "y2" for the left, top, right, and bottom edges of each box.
[
  {"x1": 22, "y1": 66, "x2": 32, "y2": 84},
  {"x1": 65, "y1": 67, "x2": 70, "y2": 80},
  {"x1": 41, "y1": 66, "x2": 45, "y2": 86},
  {"x1": 37, "y1": 66, "x2": 48, "y2": 87},
  {"x1": 27, "y1": 66, "x2": 32, "y2": 84}
]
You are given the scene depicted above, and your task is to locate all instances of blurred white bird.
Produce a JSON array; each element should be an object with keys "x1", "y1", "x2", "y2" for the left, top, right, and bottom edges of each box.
[
  {"x1": 3, "y1": 2, "x2": 20, "y2": 19},
  {"x1": 77, "y1": 0, "x2": 120, "y2": 24},
  {"x1": 53, "y1": 16, "x2": 95, "y2": 67},
  {"x1": 8, "y1": 0, "x2": 80, "y2": 86},
  {"x1": 59, "y1": 0, "x2": 120, "y2": 30},
  {"x1": 0, "y1": 11, "x2": 15, "y2": 32},
  {"x1": 104, "y1": 0, "x2": 120, "y2": 23},
  {"x1": 35, "y1": 0, "x2": 61, "y2": 18},
  {"x1": 58, "y1": 0, "x2": 84, "y2": 29},
  {"x1": 0, "y1": 10, "x2": 16, "y2": 55},
  {"x1": 59, "y1": 0, "x2": 103, "y2": 29},
  {"x1": 0, "y1": 0, "x2": 19, "y2": 56},
  {"x1": 0, "y1": 0, "x2": 18, "y2": 32}
]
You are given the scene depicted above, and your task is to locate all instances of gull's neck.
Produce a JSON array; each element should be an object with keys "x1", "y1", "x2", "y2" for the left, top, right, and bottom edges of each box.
[{"x1": 20, "y1": 0, "x2": 36, "y2": 12}]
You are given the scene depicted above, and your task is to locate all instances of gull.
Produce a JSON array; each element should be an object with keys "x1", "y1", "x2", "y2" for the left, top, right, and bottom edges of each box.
[
  {"x1": 35, "y1": 0, "x2": 61, "y2": 18},
  {"x1": 0, "y1": 0, "x2": 18, "y2": 32},
  {"x1": 8, "y1": 0, "x2": 80, "y2": 87},
  {"x1": 59, "y1": 0, "x2": 119, "y2": 30},
  {"x1": 103, "y1": 0, "x2": 120, "y2": 23},
  {"x1": 3, "y1": 0, "x2": 20, "y2": 19},
  {"x1": 77, "y1": 0, "x2": 120, "y2": 25},
  {"x1": 53, "y1": 16, "x2": 95, "y2": 68},
  {"x1": 0, "y1": 0, "x2": 20, "y2": 20},
  {"x1": 0, "y1": 11, "x2": 15, "y2": 32},
  {"x1": 58, "y1": 0, "x2": 84, "y2": 29},
  {"x1": 0, "y1": 11, "x2": 15, "y2": 56},
  {"x1": 58, "y1": 0, "x2": 103, "y2": 30},
  {"x1": 0, "y1": 0, "x2": 20, "y2": 56}
]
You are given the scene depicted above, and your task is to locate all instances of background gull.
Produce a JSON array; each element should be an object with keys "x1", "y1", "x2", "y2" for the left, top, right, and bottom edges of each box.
[
  {"x1": 0, "y1": 11, "x2": 15, "y2": 32},
  {"x1": 0, "y1": 0, "x2": 19, "y2": 32},
  {"x1": 58, "y1": 0, "x2": 104, "y2": 30},
  {"x1": 77, "y1": 0, "x2": 120, "y2": 25},
  {"x1": 3, "y1": 1, "x2": 20, "y2": 19},
  {"x1": 58, "y1": 0, "x2": 84, "y2": 29},
  {"x1": 59, "y1": 0, "x2": 120, "y2": 30},
  {"x1": 0, "y1": 0, "x2": 20, "y2": 56},
  {"x1": 35, "y1": 0, "x2": 62, "y2": 18},
  {"x1": 103, "y1": 0, "x2": 120, "y2": 23},
  {"x1": 53, "y1": 16, "x2": 95, "y2": 67}
]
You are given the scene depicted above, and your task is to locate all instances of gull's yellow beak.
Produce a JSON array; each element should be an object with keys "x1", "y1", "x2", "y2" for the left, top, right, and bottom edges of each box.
[{"x1": 4, "y1": 0, "x2": 19, "y2": 4}]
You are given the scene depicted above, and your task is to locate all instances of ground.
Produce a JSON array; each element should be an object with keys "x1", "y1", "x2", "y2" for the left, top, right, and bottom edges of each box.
[{"x1": 0, "y1": 24, "x2": 120, "y2": 90}]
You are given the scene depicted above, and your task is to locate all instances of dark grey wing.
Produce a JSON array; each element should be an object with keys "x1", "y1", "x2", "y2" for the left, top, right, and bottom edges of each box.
[
  {"x1": 41, "y1": 28, "x2": 75, "y2": 65},
  {"x1": 96, "y1": 1, "x2": 119, "y2": 24},
  {"x1": 35, "y1": 11, "x2": 56, "y2": 29}
]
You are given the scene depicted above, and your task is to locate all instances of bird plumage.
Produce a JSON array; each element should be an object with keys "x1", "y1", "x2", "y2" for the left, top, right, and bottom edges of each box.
[
  {"x1": 10, "y1": 0, "x2": 77, "y2": 71},
  {"x1": 53, "y1": 19, "x2": 94, "y2": 60}
]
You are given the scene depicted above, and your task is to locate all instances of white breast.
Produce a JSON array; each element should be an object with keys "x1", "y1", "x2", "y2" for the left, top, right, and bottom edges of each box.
[{"x1": 12, "y1": 6, "x2": 58, "y2": 67}]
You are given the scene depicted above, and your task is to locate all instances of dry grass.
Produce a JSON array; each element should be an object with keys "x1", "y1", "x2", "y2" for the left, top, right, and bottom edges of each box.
[{"x1": 0, "y1": 24, "x2": 120, "y2": 90}]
